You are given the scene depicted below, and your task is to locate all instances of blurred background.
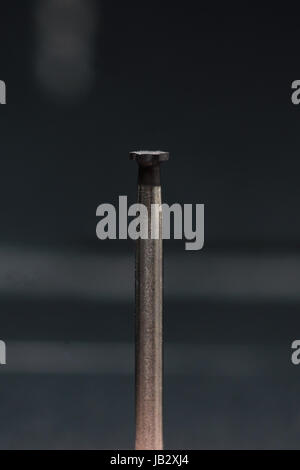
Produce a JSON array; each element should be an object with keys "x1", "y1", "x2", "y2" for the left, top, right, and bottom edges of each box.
[{"x1": 0, "y1": 0, "x2": 300, "y2": 449}]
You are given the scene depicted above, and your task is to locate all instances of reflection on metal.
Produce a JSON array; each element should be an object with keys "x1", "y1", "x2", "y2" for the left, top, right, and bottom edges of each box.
[
  {"x1": 35, "y1": 0, "x2": 98, "y2": 99},
  {"x1": 130, "y1": 151, "x2": 169, "y2": 450}
]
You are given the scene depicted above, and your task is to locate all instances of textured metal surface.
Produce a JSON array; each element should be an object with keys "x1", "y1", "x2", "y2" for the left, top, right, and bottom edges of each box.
[
  {"x1": 135, "y1": 183, "x2": 163, "y2": 450},
  {"x1": 131, "y1": 150, "x2": 169, "y2": 450},
  {"x1": 130, "y1": 151, "x2": 169, "y2": 166}
]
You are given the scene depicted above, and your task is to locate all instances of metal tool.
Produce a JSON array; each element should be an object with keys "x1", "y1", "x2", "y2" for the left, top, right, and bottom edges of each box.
[{"x1": 130, "y1": 150, "x2": 169, "y2": 450}]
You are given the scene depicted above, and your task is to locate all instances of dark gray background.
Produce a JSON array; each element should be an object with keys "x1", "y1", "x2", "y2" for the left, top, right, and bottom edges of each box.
[{"x1": 0, "y1": 1, "x2": 300, "y2": 449}]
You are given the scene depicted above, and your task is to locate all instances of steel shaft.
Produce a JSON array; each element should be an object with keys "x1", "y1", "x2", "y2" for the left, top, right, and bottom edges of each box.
[{"x1": 130, "y1": 151, "x2": 169, "y2": 450}]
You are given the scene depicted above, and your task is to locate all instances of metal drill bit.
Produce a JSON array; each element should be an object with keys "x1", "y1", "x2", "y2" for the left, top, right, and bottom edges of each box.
[{"x1": 130, "y1": 150, "x2": 169, "y2": 451}]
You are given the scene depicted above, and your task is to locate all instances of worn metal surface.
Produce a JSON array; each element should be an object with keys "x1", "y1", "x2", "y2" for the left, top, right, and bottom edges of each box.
[
  {"x1": 130, "y1": 151, "x2": 169, "y2": 450},
  {"x1": 135, "y1": 184, "x2": 163, "y2": 450}
]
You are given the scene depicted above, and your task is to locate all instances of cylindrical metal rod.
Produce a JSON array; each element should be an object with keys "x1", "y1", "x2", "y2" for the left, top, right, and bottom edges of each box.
[{"x1": 130, "y1": 151, "x2": 169, "y2": 450}]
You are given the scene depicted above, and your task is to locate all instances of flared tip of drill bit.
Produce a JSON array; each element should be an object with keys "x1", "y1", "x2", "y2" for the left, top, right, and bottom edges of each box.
[{"x1": 130, "y1": 151, "x2": 169, "y2": 166}]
